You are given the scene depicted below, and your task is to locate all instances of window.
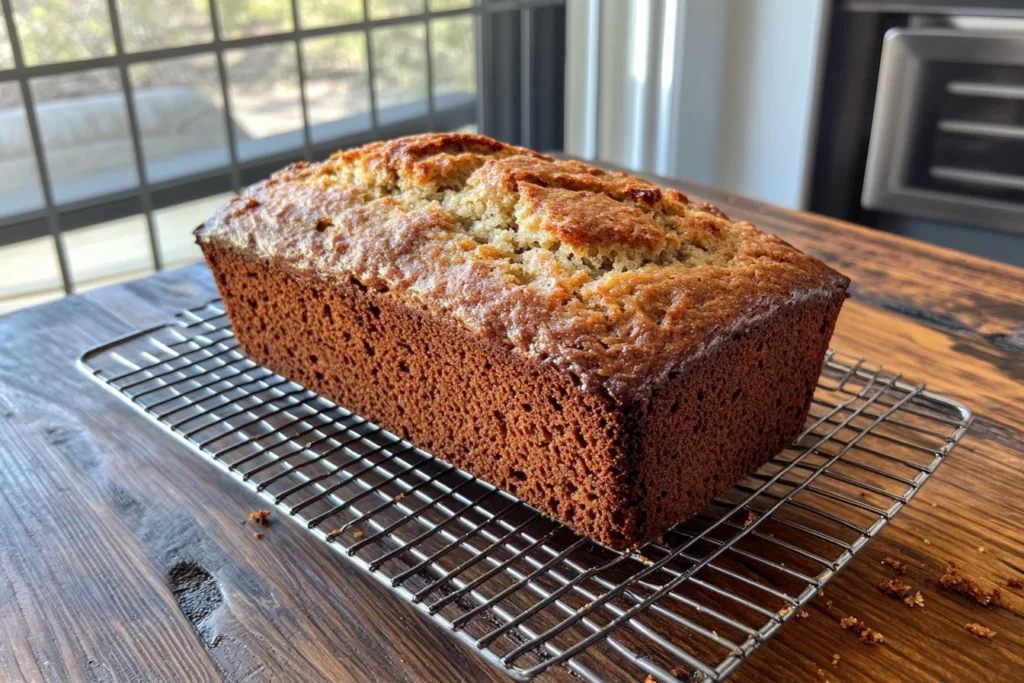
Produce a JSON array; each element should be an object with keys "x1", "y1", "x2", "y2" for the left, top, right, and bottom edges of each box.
[{"x1": 0, "y1": 0, "x2": 565, "y2": 305}]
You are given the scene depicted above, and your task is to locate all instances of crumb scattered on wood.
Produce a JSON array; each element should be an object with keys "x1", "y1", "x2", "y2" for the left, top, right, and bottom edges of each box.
[
  {"x1": 1007, "y1": 577, "x2": 1023, "y2": 589},
  {"x1": 825, "y1": 599, "x2": 834, "y2": 609},
  {"x1": 581, "y1": 603, "x2": 591, "y2": 611},
  {"x1": 253, "y1": 532, "x2": 263, "y2": 540},
  {"x1": 249, "y1": 509, "x2": 271, "y2": 526},
  {"x1": 965, "y1": 622, "x2": 996, "y2": 639},
  {"x1": 395, "y1": 492, "x2": 405, "y2": 502},
  {"x1": 923, "y1": 538, "x2": 932, "y2": 545},
  {"x1": 840, "y1": 616, "x2": 884, "y2": 645},
  {"x1": 353, "y1": 530, "x2": 363, "y2": 539},
  {"x1": 977, "y1": 546, "x2": 985, "y2": 553},
  {"x1": 940, "y1": 563, "x2": 1001, "y2": 606},
  {"x1": 882, "y1": 557, "x2": 907, "y2": 574},
  {"x1": 831, "y1": 653, "x2": 841, "y2": 667},
  {"x1": 636, "y1": 554, "x2": 651, "y2": 565},
  {"x1": 797, "y1": 610, "x2": 810, "y2": 619},
  {"x1": 878, "y1": 577, "x2": 913, "y2": 601},
  {"x1": 778, "y1": 605, "x2": 794, "y2": 617},
  {"x1": 645, "y1": 675, "x2": 657, "y2": 683},
  {"x1": 816, "y1": 667, "x2": 831, "y2": 682},
  {"x1": 905, "y1": 591, "x2": 925, "y2": 608},
  {"x1": 744, "y1": 511, "x2": 759, "y2": 528}
]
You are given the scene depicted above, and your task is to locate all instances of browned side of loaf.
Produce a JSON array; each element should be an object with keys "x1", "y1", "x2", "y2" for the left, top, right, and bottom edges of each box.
[
  {"x1": 203, "y1": 244, "x2": 842, "y2": 548},
  {"x1": 627, "y1": 295, "x2": 844, "y2": 542}
]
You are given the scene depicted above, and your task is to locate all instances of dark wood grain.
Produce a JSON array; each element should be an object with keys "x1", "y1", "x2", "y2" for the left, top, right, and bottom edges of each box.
[{"x1": 1, "y1": 174, "x2": 1022, "y2": 683}]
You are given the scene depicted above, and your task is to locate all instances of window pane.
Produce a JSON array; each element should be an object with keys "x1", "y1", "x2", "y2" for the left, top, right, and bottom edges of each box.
[
  {"x1": 13, "y1": 0, "x2": 115, "y2": 66},
  {"x1": 30, "y1": 68, "x2": 139, "y2": 205},
  {"x1": 129, "y1": 54, "x2": 231, "y2": 183},
  {"x1": 65, "y1": 214, "x2": 154, "y2": 292},
  {"x1": 117, "y1": 0, "x2": 213, "y2": 52},
  {"x1": 371, "y1": 24, "x2": 428, "y2": 125},
  {"x1": 226, "y1": 44, "x2": 303, "y2": 161},
  {"x1": 0, "y1": 83, "x2": 46, "y2": 217},
  {"x1": 0, "y1": 9, "x2": 15, "y2": 69},
  {"x1": 428, "y1": 0, "x2": 472, "y2": 10},
  {"x1": 298, "y1": 0, "x2": 362, "y2": 29},
  {"x1": 368, "y1": 0, "x2": 423, "y2": 20},
  {"x1": 0, "y1": 236, "x2": 63, "y2": 314},
  {"x1": 155, "y1": 192, "x2": 234, "y2": 267},
  {"x1": 430, "y1": 15, "x2": 476, "y2": 107},
  {"x1": 302, "y1": 33, "x2": 370, "y2": 143},
  {"x1": 216, "y1": 0, "x2": 292, "y2": 40}
]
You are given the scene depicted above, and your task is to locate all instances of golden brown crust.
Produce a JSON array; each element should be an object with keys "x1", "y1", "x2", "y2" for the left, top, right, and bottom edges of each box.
[{"x1": 196, "y1": 133, "x2": 849, "y2": 402}]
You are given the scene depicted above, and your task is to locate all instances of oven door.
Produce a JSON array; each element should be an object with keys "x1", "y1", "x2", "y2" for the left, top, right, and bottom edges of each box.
[{"x1": 862, "y1": 27, "x2": 1024, "y2": 235}]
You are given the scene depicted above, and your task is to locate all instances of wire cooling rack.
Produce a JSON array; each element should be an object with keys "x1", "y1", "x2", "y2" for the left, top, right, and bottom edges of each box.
[{"x1": 79, "y1": 300, "x2": 971, "y2": 682}]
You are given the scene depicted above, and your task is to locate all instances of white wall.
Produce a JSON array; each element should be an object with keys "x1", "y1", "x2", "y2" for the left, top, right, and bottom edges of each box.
[{"x1": 564, "y1": 0, "x2": 830, "y2": 210}]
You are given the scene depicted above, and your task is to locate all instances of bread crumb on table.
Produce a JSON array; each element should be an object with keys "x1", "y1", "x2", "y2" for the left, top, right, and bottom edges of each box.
[
  {"x1": 395, "y1": 492, "x2": 405, "y2": 502},
  {"x1": 797, "y1": 610, "x2": 810, "y2": 619},
  {"x1": 878, "y1": 577, "x2": 913, "y2": 601},
  {"x1": 905, "y1": 591, "x2": 925, "y2": 608},
  {"x1": 965, "y1": 622, "x2": 996, "y2": 639},
  {"x1": 1007, "y1": 577, "x2": 1023, "y2": 589},
  {"x1": 253, "y1": 532, "x2": 263, "y2": 540},
  {"x1": 353, "y1": 530, "x2": 364, "y2": 539},
  {"x1": 831, "y1": 653, "x2": 841, "y2": 667},
  {"x1": 840, "y1": 616, "x2": 884, "y2": 645},
  {"x1": 778, "y1": 605, "x2": 794, "y2": 618},
  {"x1": 940, "y1": 563, "x2": 1001, "y2": 606},
  {"x1": 743, "y1": 511, "x2": 759, "y2": 528},
  {"x1": 882, "y1": 556, "x2": 907, "y2": 574},
  {"x1": 249, "y1": 509, "x2": 271, "y2": 526},
  {"x1": 816, "y1": 667, "x2": 831, "y2": 682}
]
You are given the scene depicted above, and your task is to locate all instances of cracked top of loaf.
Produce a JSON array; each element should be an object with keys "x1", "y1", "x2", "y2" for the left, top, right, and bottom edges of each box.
[{"x1": 197, "y1": 133, "x2": 849, "y2": 402}]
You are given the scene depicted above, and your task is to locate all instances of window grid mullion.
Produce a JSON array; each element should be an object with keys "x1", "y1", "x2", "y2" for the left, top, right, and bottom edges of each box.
[
  {"x1": 207, "y1": 0, "x2": 243, "y2": 193},
  {"x1": 104, "y1": 0, "x2": 163, "y2": 272},
  {"x1": 289, "y1": 0, "x2": 313, "y2": 160},
  {"x1": 0, "y1": 0, "x2": 73, "y2": 293},
  {"x1": 362, "y1": 0, "x2": 380, "y2": 134},
  {"x1": 424, "y1": 5, "x2": 436, "y2": 131}
]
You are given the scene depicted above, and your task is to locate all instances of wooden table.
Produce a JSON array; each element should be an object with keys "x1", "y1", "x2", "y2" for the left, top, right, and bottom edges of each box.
[{"x1": 1, "y1": 178, "x2": 1022, "y2": 683}]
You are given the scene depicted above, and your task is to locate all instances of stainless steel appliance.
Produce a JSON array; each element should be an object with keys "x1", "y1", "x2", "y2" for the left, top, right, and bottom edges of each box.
[{"x1": 811, "y1": 2, "x2": 1024, "y2": 266}]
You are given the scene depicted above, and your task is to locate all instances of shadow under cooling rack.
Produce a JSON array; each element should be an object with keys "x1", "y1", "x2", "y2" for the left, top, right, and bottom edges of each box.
[{"x1": 78, "y1": 300, "x2": 972, "y2": 682}]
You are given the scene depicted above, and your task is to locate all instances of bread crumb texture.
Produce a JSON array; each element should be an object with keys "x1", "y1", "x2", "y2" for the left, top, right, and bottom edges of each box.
[
  {"x1": 197, "y1": 133, "x2": 847, "y2": 401},
  {"x1": 940, "y1": 563, "x2": 1001, "y2": 606},
  {"x1": 840, "y1": 616, "x2": 884, "y2": 645},
  {"x1": 881, "y1": 556, "x2": 907, "y2": 575},
  {"x1": 965, "y1": 622, "x2": 996, "y2": 639},
  {"x1": 249, "y1": 509, "x2": 271, "y2": 526}
]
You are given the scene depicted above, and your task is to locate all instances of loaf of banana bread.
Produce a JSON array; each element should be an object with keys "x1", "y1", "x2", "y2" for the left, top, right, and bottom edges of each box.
[{"x1": 196, "y1": 133, "x2": 849, "y2": 549}]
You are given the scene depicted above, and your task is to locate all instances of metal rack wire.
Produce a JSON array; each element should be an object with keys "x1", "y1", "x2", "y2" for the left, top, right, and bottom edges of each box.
[{"x1": 79, "y1": 300, "x2": 972, "y2": 682}]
